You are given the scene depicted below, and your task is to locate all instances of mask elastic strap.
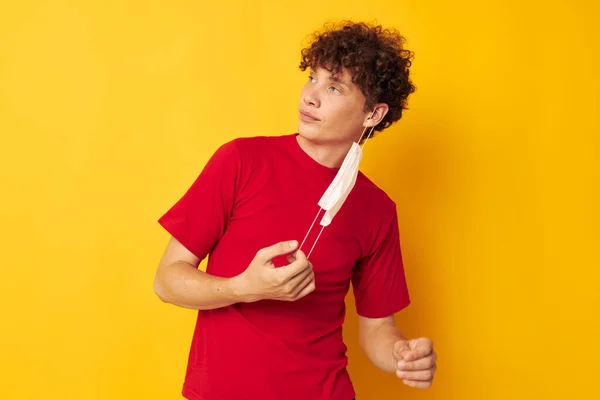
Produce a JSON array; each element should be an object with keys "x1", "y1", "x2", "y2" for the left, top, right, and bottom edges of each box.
[
  {"x1": 360, "y1": 125, "x2": 376, "y2": 151},
  {"x1": 307, "y1": 225, "x2": 325, "y2": 259},
  {"x1": 299, "y1": 207, "x2": 326, "y2": 258},
  {"x1": 358, "y1": 108, "x2": 377, "y2": 145},
  {"x1": 299, "y1": 208, "x2": 323, "y2": 252}
]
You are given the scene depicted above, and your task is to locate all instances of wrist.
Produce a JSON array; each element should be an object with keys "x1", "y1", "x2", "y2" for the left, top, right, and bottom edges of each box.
[{"x1": 228, "y1": 273, "x2": 256, "y2": 303}]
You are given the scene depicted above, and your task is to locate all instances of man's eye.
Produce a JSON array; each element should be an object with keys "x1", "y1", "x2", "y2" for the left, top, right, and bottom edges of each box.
[
  {"x1": 308, "y1": 75, "x2": 316, "y2": 82},
  {"x1": 329, "y1": 86, "x2": 340, "y2": 93}
]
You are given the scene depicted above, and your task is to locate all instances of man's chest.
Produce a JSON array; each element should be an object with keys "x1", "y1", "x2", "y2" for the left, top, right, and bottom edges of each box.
[{"x1": 208, "y1": 170, "x2": 368, "y2": 289}]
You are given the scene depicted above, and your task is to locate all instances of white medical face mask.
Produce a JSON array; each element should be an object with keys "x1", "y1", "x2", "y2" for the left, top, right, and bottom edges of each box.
[
  {"x1": 317, "y1": 140, "x2": 362, "y2": 227},
  {"x1": 299, "y1": 111, "x2": 377, "y2": 258}
]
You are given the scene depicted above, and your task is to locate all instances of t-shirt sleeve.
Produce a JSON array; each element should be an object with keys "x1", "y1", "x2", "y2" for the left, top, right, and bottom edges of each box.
[
  {"x1": 352, "y1": 207, "x2": 410, "y2": 318},
  {"x1": 157, "y1": 140, "x2": 240, "y2": 260}
]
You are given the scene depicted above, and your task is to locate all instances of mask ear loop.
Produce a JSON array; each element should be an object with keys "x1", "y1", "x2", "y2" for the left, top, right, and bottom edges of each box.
[
  {"x1": 307, "y1": 224, "x2": 325, "y2": 259},
  {"x1": 299, "y1": 209, "x2": 323, "y2": 253},
  {"x1": 299, "y1": 108, "x2": 377, "y2": 258},
  {"x1": 359, "y1": 108, "x2": 377, "y2": 150}
]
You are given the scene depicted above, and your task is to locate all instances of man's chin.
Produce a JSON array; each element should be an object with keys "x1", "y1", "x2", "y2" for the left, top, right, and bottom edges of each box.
[
  {"x1": 297, "y1": 122, "x2": 322, "y2": 139},
  {"x1": 297, "y1": 130, "x2": 321, "y2": 145}
]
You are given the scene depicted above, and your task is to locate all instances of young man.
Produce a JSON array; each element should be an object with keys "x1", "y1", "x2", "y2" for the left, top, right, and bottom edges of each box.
[{"x1": 155, "y1": 21, "x2": 437, "y2": 400}]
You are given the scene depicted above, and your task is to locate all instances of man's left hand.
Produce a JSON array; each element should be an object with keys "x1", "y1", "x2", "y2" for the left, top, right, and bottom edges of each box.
[{"x1": 393, "y1": 338, "x2": 437, "y2": 389}]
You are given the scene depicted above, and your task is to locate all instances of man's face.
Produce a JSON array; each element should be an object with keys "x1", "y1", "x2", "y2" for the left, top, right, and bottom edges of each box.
[{"x1": 298, "y1": 67, "x2": 372, "y2": 145}]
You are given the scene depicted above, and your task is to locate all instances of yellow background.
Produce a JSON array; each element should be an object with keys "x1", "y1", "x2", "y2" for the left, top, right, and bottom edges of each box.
[{"x1": 1, "y1": 1, "x2": 598, "y2": 399}]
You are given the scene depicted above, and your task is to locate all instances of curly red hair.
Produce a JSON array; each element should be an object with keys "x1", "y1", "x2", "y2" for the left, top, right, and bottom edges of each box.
[{"x1": 299, "y1": 21, "x2": 416, "y2": 134}]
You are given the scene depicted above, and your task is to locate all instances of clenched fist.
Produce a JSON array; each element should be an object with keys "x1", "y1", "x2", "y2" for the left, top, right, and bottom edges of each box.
[{"x1": 393, "y1": 338, "x2": 437, "y2": 389}]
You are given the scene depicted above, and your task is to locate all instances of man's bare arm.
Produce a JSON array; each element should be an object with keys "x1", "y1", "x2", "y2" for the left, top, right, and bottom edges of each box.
[{"x1": 153, "y1": 237, "x2": 315, "y2": 310}]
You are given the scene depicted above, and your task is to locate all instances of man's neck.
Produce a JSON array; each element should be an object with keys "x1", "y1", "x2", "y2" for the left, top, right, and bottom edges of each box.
[{"x1": 296, "y1": 135, "x2": 353, "y2": 169}]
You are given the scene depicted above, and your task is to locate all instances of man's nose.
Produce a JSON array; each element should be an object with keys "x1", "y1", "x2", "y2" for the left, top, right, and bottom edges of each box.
[{"x1": 303, "y1": 86, "x2": 320, "y2": 107}]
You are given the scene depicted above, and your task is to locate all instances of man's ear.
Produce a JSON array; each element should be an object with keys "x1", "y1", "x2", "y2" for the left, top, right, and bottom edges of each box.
[{"x1": 364, "y1": 103, "x2": 389, "y2": 127}]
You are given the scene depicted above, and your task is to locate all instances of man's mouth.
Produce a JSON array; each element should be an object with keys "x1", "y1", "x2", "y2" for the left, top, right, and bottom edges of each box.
[{"x1": 299, "y1": 110, "x2": 320, "y2": 121}]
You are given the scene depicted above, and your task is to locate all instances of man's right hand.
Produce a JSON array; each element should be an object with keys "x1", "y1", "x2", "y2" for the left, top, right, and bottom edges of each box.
[{"x1": 232, "y1": 240, "x2": 315, "y2": 303}]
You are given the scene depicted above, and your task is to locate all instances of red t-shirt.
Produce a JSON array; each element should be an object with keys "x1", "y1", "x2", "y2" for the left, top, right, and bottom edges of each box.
[{"x1": 158, "y1": 134, "x2": 410, "y2": 400}]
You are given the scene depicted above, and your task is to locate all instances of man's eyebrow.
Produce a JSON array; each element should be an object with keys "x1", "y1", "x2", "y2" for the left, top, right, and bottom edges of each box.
[{"x1": 329, "y1": 74, "x2": 350, "y2": 86}]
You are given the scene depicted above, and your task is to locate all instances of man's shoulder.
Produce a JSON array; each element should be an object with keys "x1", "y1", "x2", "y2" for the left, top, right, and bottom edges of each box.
[
  {"x1": 209, "y1": 134, "x2": 292, "y2": 167},
  {"x1": 356, "y1": 172, "x2": 397, "y2": 215},
  {"x1": 228, "y1": 134, "x2": 292, "y2": 153}
]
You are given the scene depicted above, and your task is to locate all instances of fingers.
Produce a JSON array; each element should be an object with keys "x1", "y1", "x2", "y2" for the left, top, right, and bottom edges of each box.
[
  {"x1": 254, "y1": 243, "x2": 316, "y2": 301},
  {"x1": 286, "y1": 249, "x2": 299, "y2": 264},
  {"x1": 274, "y1": 250, "x2": 315, "y2": 300},
  {"x1": 397, "y1": 353, "x2": 437, "y2": 371},
  {"x1": 287, "y1": 263, "x2": 313, "y2": 286},
  {"x1": 255, "y1": 240, "x2": 299, "y2": 263},
  {"x1": 396, "y1": 366, "x2": 436, "y2": 383},
  {"x1": 291, "y1": 272, "x2": 316, "y2": 300},
  {"x1": 402, "y1": 338, "x2": 433, "y2": 361},
  {"x1": 276, "y1": 267, "x2": 314, "y2": 301},
  {"x1": 396, "y1": 343, "x2": 437, "y2": 390},
  {"x1": 276, "y1": 249, "x2": 312, "y2": 280},
  {"x1": 402, "y1": 379, "x2": 434, "y2": 389},
  {"x1": 290, "y1": 269, "x2": 315, "y2": 299}
]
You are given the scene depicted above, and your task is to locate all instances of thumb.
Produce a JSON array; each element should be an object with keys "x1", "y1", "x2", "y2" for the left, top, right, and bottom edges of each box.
[
  {"x1": 393, "y1": 340, "x2": 411, "y2": 361},
  {"x1": 407, "y1": 337, "x2": 434, "y2": 360}
]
